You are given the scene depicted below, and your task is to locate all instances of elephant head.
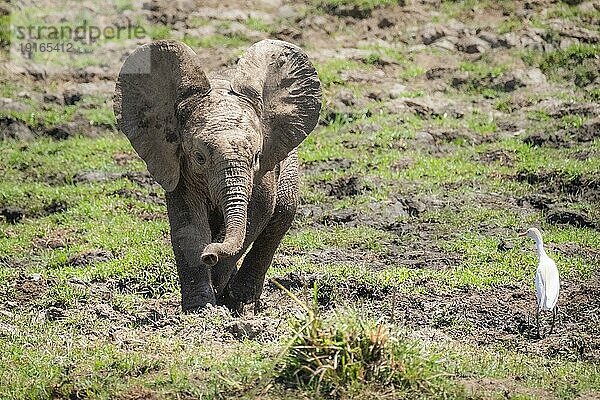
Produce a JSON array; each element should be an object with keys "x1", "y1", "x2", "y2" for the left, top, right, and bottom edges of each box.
[{"x1": 114, "y1": 40, "x2": 321, "y2": 266}]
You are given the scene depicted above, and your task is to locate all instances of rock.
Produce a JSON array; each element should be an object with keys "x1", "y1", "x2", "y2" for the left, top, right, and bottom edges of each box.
[
  {"x1": 340, "y1": 69, "x2": 386, "y2": 83},
  {"x1": 274, "y1": 26, "x2": 302, "y2": 40},
  {"x1": 451, "y1": 71, "x2": 470, "y2": 87},
  {"x1": 457, "y1": 36, "x2": 490, "y2": 53},
  {"x1": 351, "y1": 121, "x2": 381, "y2": 135},
  {"x1": 1, "y1": 206, "x2": 24, "y2": 224},
  {"x1": 405, "y1": 100, "x2": 436, "y2": 117},
  {"x1": 23, "y1": 64, "x2": 47, "y2": 80},
  {"x1": 518, "y1": 68, "x2": 547, "y2": 86},
  {"x1": 559, "y1": 37, "x2": 579, "y2": 50},
  {"x1": 554, "y1": 25, "x2": 599, "y2": 44},
  {"x1": 366, "y1": 89, "x2": 385, "y2": 101},
  {"x1": 400, "y1": 198, "x2": 426, "y2": 217},
  {"x1": 0, "y1": 116, "x2": 35, "y2": 141},
  {"x1": 61, "y1": 91, "x2": 84, "y2": 107},
  {"x1": 492, "y1": 68, "x2": 546, "y2": 92},
  {"x1": 503, "y1": 32, "x2": 521, "y2": 48}
]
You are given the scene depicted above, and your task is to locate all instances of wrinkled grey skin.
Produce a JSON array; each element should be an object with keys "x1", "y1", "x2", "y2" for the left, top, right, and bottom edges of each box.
[{"x1": 114, "y1": 39, "x2": 321, "y2": 312}]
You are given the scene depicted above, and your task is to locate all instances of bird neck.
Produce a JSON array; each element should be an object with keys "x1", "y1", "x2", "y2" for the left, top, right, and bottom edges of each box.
[{"x1": 533, "y1": 235, "x2": 547, "y2": 259}]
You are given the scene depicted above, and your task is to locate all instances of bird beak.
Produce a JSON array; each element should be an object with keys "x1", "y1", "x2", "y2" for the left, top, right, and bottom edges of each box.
[{"x1": 518, "y1": 231, "x2": 527, "y2": 237}]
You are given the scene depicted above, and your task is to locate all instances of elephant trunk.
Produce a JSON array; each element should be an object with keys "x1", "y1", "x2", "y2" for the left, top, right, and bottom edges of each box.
[{"x1": 201, "y1": 164, "x2": 250, "y2": 266}]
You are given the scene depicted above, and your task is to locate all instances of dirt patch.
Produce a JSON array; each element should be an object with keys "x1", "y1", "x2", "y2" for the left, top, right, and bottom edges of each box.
[
  {"x1": 546, "y1": 209, "x2": 596, "y2": 229},
  {"x1": 33, "y1": 228, "x2": 74, "y2": 250},
  {"x1": 111, "y1": 188, "x2": 166, "y2": 206},
  {"x1": 461, "y1": 377, "x2": 557, "y2": 400},
  {"x1": 0, "y1": 206, "x2": 24, "y2": 224},
  {"x1": 317, "y1": 176, "x2": 368, "y2": 199},
  {"x1": 514, "y1": 169, "x2": 600, "y2": 201},
  {"x1": 11, "y1": 274, "x2": 49, "y2": 305},
  {"x1": 475, "y1": 148, "x2": 516, "y2": 165},
  {"x1": 67, "y1": 249, "x2": 113, "y2": 267}
]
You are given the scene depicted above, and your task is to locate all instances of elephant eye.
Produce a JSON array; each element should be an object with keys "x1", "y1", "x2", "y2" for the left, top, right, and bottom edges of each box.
[{"x1": 194, "y1": 151, "x2": 206, "y2": 166}]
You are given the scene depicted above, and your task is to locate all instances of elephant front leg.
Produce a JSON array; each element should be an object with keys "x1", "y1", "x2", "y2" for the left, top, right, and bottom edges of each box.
[
  {"x1": 223, "y1": 154, "x2": 299, "y2": 312},
  {"x1": 167, "y1": 191, "x2": 215, "y2": 312}
]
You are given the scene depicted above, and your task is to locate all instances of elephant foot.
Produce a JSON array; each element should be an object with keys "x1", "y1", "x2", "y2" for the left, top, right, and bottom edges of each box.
[
  {"x1": 217, "y1": 290, "x2": 244, "y2": 315},
  {"x1": 181, "y1": 284, "x2": 217, "y2": 313},
  {"x1": 217, "y1": 275, "x2": 264, "y2": 314}
]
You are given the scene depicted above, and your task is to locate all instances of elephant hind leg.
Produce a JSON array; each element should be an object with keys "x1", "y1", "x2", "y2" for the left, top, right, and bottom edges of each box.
[{"x1": 222, "y1": 152, "x2": 299, "y2": 311}]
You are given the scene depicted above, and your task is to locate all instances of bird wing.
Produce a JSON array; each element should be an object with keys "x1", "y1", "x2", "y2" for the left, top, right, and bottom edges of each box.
[
  {"x1": 543, "y1": 258, "x2": 560, "y2": 310},
  {"x1": 535, "y1": 267, "x2": 545, "y2": 310},
  {"x1": 537, "y1": 257, "x2": 559, "y2": 311}
]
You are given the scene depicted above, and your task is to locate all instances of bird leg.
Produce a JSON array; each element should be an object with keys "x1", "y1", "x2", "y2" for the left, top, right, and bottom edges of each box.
[
  {"x1": 536, "y1": 307, "x2": 541, "y2": 339},
  {"x1": 549, "y1": 306, "x2": 558, "y2": 335}
]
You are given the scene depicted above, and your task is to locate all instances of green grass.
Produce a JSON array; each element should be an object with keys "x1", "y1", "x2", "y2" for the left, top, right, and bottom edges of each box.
[
  {"x1": 522, "y1": 44, "x2": 600, "y2": 87},
  {"x1": 2, "y1": 1, "x2": 600, "y2": 398},
  {"x1": 183, "y1": 33, "x2": 250, "y2": 49},
  {"x1": 314, "y1": 59, "x2": 368, "y2": 86},
  {"x1": 314, "y1": 0, "x2": 402, "y2": 12}
]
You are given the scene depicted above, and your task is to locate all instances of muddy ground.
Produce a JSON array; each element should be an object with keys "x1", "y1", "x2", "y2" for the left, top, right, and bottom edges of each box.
[{"x1": 1, "y1": 0, "x2": 600, "y2": 398}]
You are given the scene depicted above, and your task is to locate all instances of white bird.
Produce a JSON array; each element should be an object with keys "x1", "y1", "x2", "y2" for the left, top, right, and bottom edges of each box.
[{"x1": 521, "y1": 227, "x2": 560, "y2": 337}]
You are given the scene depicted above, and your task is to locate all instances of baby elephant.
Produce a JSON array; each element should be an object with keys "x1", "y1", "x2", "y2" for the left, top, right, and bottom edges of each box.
[{"x1": 114, "y1": 39, "x2": 321, "y2": 312}]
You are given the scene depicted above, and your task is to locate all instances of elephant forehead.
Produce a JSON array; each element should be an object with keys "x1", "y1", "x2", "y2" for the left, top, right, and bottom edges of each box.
[{"x1": 203, "y1": 95, "x2": 258, "y2": 132}]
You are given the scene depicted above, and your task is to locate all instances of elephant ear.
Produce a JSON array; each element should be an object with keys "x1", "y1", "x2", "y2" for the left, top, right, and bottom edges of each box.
[
  {"x1": 114, "y1": 40, "x2": 210, "y2": 192},
  {"x1": 231, "y1": 40, "x2": 321, "y2": 173}
]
